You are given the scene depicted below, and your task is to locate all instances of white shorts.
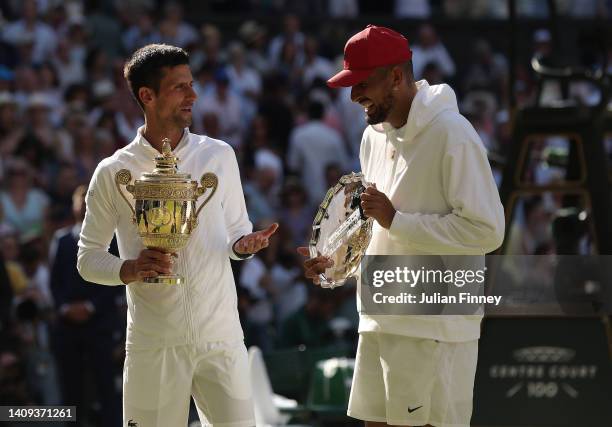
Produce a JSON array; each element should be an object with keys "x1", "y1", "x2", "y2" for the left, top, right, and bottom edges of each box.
[
  {"x1": 347, "y1": 332, "x2": 478, "y2": 427},
  {"x1": 123, "y1": 340, "x2": 255, "y2": 427}
]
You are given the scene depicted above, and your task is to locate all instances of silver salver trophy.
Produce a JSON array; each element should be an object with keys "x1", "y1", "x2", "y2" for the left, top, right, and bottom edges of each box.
[{"x1": 309, "y1": 172, "x2": 374, "y2": 288}]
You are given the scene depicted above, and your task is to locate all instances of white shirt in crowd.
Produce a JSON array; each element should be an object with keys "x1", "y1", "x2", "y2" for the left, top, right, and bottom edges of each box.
[
  {"x1": 288, "y1": 119, "x2": 349, "y2": 204},
  {"x1": 411, "y1": 43, "x2": 456, "y2": 80},
  {"x1": 302, "y1": 56, "x2": 336, "y2": 88},
  {"x1": 193, "y1": 88, "x2": 243, "y2": 148},
  {"x1": 3, "y1": 19, "x2": 58, "y2": 64}
]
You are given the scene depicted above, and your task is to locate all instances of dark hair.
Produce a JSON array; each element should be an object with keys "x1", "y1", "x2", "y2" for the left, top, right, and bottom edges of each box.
[
  {"x1": 379, "y1": 60, "x2": 414, "y2": 83},
  {"x1": 123, "y1": 44, "x2": 189, "y2": 109},
  {"x1": 307, "y1": 100, "x2": 324, "y2": 120}
]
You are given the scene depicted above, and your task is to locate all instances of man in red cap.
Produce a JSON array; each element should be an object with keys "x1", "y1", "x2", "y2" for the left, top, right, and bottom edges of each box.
[{"x1": 299, "y1": 25, "x2": 505, "y2": 427}]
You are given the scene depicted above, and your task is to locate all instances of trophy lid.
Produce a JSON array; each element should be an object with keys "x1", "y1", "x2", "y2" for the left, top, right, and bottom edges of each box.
[{"x1": 141, "y1": 138, "x2": 192, "y2": 182}]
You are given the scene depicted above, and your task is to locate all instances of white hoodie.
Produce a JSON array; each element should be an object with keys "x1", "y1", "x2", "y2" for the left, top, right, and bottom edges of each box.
[
  {"x1": 77, "y1": 128, "x2": 252, "y2": 350},
  {"x1": 358, "y1": 80, "x2": 505, "y2": 342}
]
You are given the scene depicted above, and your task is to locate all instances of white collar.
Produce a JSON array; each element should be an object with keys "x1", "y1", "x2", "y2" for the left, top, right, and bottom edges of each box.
[{"x1": 134, "y1": 126, "x2": 191, "y2": 155}]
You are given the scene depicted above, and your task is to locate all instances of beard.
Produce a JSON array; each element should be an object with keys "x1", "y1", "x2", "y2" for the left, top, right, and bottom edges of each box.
[
  {"x1": 365, "y1": 91, "x2": 394, "y2": 125},
  {"x1": 173, "y1": 111, "x2": 192, "y2": 128}
]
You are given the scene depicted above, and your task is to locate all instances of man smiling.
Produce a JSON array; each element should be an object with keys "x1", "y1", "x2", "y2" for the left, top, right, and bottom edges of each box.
[
  {"x1": 77, "y1": 44, "x2": 277, "y2": 427},
  {"x1": 301, "y1": 25, "x2": 504, "y2": 427}
]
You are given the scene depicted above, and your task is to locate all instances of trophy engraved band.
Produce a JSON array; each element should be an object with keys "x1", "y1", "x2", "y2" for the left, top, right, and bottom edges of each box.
[
  {"x1": 115, "y1": 138, "x2": 218, "y2": 285},
  {"x1": 309, "y1": 172, "x2": 373, "y2": 289}
]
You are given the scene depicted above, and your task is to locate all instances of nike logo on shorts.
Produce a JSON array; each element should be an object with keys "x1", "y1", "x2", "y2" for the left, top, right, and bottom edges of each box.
[{"x1": 408, "y1": 405, "x2": 423, "y2": 413}]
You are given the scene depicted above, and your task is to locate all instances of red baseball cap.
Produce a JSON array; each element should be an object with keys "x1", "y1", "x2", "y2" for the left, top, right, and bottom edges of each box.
[{"x1": 327, "y1": 25, "x2": 412, "y2": 88}]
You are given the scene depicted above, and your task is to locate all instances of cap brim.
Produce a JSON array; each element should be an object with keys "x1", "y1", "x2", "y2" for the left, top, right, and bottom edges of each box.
[{"x1": 327, "y1": 68, "x2": 374, "y2": 88}]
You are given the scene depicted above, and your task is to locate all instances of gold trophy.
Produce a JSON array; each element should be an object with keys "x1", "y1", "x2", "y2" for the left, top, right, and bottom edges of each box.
[{"x1": 115, "y1": 138, "x2": 218, "y2": 284}]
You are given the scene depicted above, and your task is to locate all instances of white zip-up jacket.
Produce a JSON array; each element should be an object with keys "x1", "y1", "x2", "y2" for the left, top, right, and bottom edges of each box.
[
  {"x1": 358, "y1": 80, "x2": 505, "y2": 342},
  {"x1": 77, "y1": 128, "x2": 252, "y2": 350}
]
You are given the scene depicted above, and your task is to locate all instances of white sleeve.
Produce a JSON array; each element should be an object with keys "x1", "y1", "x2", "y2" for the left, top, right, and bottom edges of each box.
[
  {"x1": 77, "y1": 163, "x2": 125, "y2": 285},
  {"x1": 222, "y1": 147, "x2": 254, "y2": 260},
  {"x1": 389, "y1": 136, "x2": 505, "y2": 254}
]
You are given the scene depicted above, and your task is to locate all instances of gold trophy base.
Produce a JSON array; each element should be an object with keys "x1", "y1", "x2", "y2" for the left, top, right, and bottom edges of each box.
[{"x1": 143, "y1": 274, "x2": 184, "y2": 285}]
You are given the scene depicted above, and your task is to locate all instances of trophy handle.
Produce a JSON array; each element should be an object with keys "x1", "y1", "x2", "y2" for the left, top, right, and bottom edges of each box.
[
  {"x1": 195, "y1": 173, "x2": 218, "y2": 216},
  {"x1": 115, "y1": 169, "x2": 136, "y2": 221}
]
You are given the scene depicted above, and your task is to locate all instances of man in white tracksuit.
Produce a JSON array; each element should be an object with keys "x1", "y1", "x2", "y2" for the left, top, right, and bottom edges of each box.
[
  {"x1": 300, "y1": 26, "x2": 505, "y2": 427},
  {"x1": 77, "y1": 44, "x2": 277, "y2": 427}
]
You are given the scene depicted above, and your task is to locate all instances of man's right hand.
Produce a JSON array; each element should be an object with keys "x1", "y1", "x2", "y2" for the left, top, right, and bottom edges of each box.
[
  {"x1": 296, "y1": 247, "x2": 334, "y2": 286},
  {"x1": 120, "y1": 249, "x2": 175, "y2": 284}
]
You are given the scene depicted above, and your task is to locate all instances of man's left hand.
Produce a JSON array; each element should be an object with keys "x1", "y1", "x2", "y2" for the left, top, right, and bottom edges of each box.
[
  {"x1": 360, "y1": 185, "x2": 396, "y2": 229},
  {"x1": 233, "y1": 223, "x2": 279, "y2": 255}
]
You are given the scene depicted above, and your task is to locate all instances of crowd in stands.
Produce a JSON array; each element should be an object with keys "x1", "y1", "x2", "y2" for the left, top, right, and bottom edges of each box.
[{"x1": 0, "y1": 0, "x2": 611, "y2": 423}]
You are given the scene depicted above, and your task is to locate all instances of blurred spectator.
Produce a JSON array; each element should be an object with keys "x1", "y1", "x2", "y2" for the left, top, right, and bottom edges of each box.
[
  {"x1": 193, "y1": 68, "x2": 243, "y2": 147},
  {"x1": 65, "y1": 16, "x2": 88, "y2": 65},
  {"x1": 1, "y1": 251, "x2": 28, "y2": 326},
  {"x1": 517, "y1": 0, "x2": 549, "y2": 17},
  {"x1": 13, "y1": 235, "x2": 61, "y2": 406},
  {"x1": 84, "y1": 47, "x2": 112, "y2": 87},
  {"x1": 52, "y1": 38, "x2": 86, "y2": 89},
  {"x1": 49, "y1": 185, "x2": 122, "y2": 426},
  {"x1": 411, "y1": 24, "x2": 456, "y2": 81},
  {"x1": 258, "y1": 72, "x2": 295, "y2": 152},
  {"x1": 121, "y1": 10, "x2": 160, "y2": 53},
  {"x1": 47, "y1": 162, "x2": 81, "y2": 219},
  {"x1": 18, "y1": 236, "x2": 53, "y2": 311},
  {"x1": 277, "y1": 39, "x2": 304, "y2": 92},
  {"x1": 444, "y1": 0, "x2": 507, "y2": 18},
  {"x1": 158, "y1": 1, "x2": 198, "y2": 48},
  {"x1": 238, "y1": 20, "x2": 269, "y2": 74},
  {"x1": 16, "y1": 93, "x2": 62, "y2": 170},
  {"x1": 2, "y1": 0, "x2": 58, "y2": 65},
  {"x1": 335, "y1": 86, "x2": 366, "y2": 168},
  {"x1": 0, "y1": 231, "x2": 20, "y2": 263},
  {"x1": 268, "y1": 247, "x2": 307, "y2": 325},
  {"x1": 329, "y1": 0, "x2": 359, "y2": 17},
  {"x1": 279, "y1": 179, "x2": 314, "y2": 247},
  {"x1": 268, "y1": 14, "x2": 305, "y2": 68},
  {"x1": 72, "y1": 122, "x2": 101, "y2": 181},
  {"x1": 13, "y1": 65, "x2": 39, "y2": 109},
  {"x1": 302, "y1": 36, "x2": 335, "y2": 89},
  {"x1": 288, "y1": 100, "x2": 348, "y2": 205},
  {"x1": 421, "y1": 61, "x2": 444, "y2": 85},
  {"x1": 244, "y1": 161, "x2": 280, "y2": 225},
  {"x1": 0, "y1": 91, "x2": 23, "y2": 157},
  {"x1": 114, "y1": 94, "x2": 144, "y2": 144},
  {"x1": 226, "y1": 41, "x2": 261, "y2": 124},
  {"x1": 84, "y1": 1, "x2": 123, "y2": 59},
  {"x1": 394, "y1": 0, "x2": 431, "y2": 18},
  {"x1": 1, "y1": 254, "x2": 40, "y2": 406},
  {"x1": 243, "y1": 114, "x2": 284, "y2": 186},
  {"x1": 0, "y1": 158, "x2": 49, "y2": 236},
  {"x1": 462, "y1": 39, "x2": 509, "y2": 106},
  {"x1": 461, "y1": 91, "x2": 498, "y2": 152},
  {"x1": 194, "y1": 24, "x2": 226, "y2": 70}
]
